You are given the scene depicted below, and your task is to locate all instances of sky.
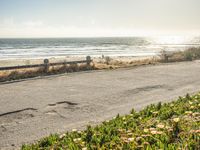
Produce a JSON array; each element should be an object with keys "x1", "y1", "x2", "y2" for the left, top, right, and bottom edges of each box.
[{"x1": 0, "y1": 0, "x2": 200, "y2": 38}]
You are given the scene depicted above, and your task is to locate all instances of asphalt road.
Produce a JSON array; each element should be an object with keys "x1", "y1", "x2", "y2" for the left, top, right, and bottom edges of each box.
[{"x1": 1, "y1": 61, "x2": 200, "y2": 149}]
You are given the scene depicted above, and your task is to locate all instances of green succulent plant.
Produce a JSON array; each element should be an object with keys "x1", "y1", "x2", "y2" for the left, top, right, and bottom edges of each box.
[{"x1": 22, "y1": 92, "x2": 200, "y2": 150}]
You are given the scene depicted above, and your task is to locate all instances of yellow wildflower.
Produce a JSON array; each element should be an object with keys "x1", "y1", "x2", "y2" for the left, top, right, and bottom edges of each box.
[
  {"x1": 144, "y1": 128, "x2": 149, "y2": 133},
  {"x1": 190, "y1": 106, "x2": 195, "y2": 109},
  {"x1": 73, "y1": 138, "x2": 81, "y2": 142},
  {"x1": 72, "y1": 129, "x2": 77, "y2": 132},
  {"x1": 157, "y1": 124, "x2": 165, "y2": 129},
  {"x1": 185, "y1": 111, "x2": 193, "y2": 115},
  {"x1": 151, "y1": 130, "x2": 157, "y2": 134},
  {"x1": 150, "y1": 128, "x2": 156, "y2": 131},
  {"x1": 128, "y1": 138, "x2": 134, "y2": 142},
  {"x1": 59, "y1": 134, "x2": 66, "y2": 139},
  {"x1": 192, "y1": 112, "x2": 200, "y2": 116},
  {"x1": 173, "y1": 118, "x2": 180, "y2": 123},
  {"x1": 189, "y1": 101, "x2": 193, "y2": 105},
  {"x1": 153, "y1": 111, "x2": 158, "y2": 115},
  {"x1": 156, "y1": 131, "x2": 163, "y2": 135}
]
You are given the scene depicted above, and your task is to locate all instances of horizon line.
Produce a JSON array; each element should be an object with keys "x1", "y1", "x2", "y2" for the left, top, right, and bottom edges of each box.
[{"x1": 0, "y1": 35, "x2": 200, "y2": 39}]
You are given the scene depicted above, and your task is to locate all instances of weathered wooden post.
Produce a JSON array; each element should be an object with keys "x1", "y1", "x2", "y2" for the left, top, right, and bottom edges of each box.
[
  {"x1": 161, "y1": 50, "x2": 169, "y2": 63},
  {"x1": 164, "y1": 54, "x2": 168, "y2": 63},
  {"x1": 86, "y1": 56, "x2": 91, "y2": 66},
  {"x1": 44, "y1": 59, "x2": 49, "y2": 73}
]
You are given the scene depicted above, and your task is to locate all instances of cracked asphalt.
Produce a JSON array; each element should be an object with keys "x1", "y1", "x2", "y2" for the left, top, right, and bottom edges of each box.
[{"x1": 1, "y1": 61, "x2": 200, "y2": 149}]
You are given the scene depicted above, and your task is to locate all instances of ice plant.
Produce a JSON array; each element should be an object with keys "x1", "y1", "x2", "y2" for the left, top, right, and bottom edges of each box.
[{"x1": 22, "y1": 92, "x2": 200, "y2": 150}]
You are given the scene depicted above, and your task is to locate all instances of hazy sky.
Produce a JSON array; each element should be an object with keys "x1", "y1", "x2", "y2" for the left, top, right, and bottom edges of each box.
[{"x1": 0, "y1": 0, "x2": 200, "y2": 37}]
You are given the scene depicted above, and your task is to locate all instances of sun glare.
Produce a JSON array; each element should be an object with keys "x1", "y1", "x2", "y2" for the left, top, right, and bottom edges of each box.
[{"x1": 153, "y1": 36, "x2": 188, "y2": 45}]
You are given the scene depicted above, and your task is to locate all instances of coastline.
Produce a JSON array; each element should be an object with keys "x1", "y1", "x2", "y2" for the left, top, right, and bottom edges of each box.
[
  {"x1": 0, "y1": 55, "x2": 159, "y2": 82},
  {"x1": 0, "y1": 46, "x2": 200, "y2": 82},
  {"x1": 0, "y1": 55, "x2": 158, "y2": 67}
]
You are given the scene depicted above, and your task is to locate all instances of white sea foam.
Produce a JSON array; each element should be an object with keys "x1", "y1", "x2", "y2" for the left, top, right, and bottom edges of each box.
[{"x1": 0, "y1": 37, "x2": 199, "y2": 59}]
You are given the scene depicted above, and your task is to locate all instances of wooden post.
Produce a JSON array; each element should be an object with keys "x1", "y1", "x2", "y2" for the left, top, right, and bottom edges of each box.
[
  {"x1": 164, "y1": 54, "x2": 168, "y2": 63},
  {"x1": 44, "y1": 59, "x2": 49, "y2": 73},
  {"x1": 86, "y1": 56, "x2": 91, "y2": 65}
]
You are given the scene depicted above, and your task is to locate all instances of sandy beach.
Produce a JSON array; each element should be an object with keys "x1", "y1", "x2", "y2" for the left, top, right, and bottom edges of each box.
[
  {"x1": 0, "y1": 56, "x2": 157, "y2": 67},
  {"x1": 0, "y1": 56, "x2": 87, "y2": 67}
]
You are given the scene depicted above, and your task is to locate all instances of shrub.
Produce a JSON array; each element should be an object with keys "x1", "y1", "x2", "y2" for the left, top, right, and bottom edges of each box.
[{"x1": 184, "y1": 50, "x2": 193, "y2": 61}]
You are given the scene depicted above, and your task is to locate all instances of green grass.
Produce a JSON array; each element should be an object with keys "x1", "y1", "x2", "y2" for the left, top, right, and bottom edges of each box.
[{"x1": 22, "y1": 93, "x2": 200, "y2": 150}]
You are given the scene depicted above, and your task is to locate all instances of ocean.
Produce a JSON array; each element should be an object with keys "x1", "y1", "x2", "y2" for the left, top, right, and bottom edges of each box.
[{"x1": 0, "y1": 36, "x2": 200, "y2": 60}]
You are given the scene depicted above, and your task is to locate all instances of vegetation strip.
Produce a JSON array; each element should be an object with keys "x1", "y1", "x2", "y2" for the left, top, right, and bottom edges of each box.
[
  {"x1": 1, "y1": 47, "x2": 200, "y2": 83},
  {"x1": 0, "y1": 63, "x2": 95, "y2": 82},
  {"x1": 22, "y1": 92, "x2": 200, "y2": 150}
]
